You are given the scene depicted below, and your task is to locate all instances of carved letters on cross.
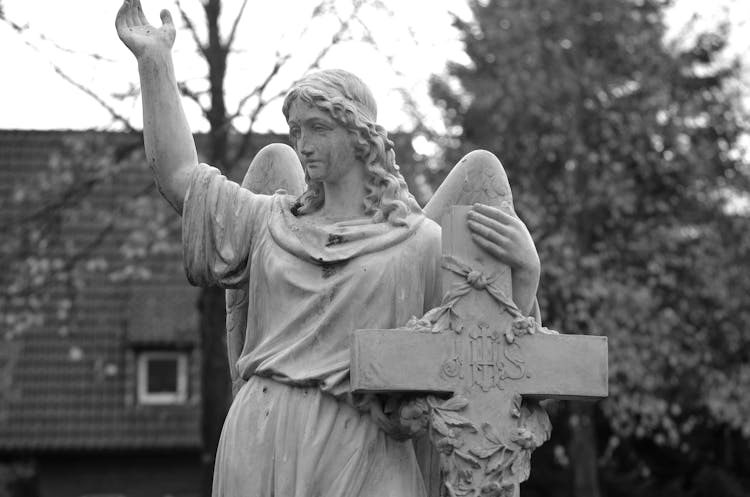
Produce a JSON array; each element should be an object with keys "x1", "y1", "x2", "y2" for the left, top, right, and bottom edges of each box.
[{"x1": 441, "y1": 320, "x2": 527, "y2": 394}]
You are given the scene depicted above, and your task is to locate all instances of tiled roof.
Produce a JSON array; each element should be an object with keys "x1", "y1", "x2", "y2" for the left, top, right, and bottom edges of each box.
[
  {"x1": 0, "y1": 130, "x2": 202, "y2": 451},
  {"x1": 0, "y1": 129, "x2": 418, "y2": 452}
]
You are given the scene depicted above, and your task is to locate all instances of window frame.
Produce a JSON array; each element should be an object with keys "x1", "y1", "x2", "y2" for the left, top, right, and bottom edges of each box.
[{"x1": 136, "y1": 350, "x2": 188, "y2": 405}]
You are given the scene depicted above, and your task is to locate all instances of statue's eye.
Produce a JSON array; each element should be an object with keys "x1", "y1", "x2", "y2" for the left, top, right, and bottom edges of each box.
[{"x1": 289, "y1": 127, "x2": 300, "y2": 139}]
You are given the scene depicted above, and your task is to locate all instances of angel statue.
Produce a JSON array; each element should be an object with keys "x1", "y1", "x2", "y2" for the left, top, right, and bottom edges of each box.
[{"x1": 116, "y1": 1, "x2": 550, "y2": 496}]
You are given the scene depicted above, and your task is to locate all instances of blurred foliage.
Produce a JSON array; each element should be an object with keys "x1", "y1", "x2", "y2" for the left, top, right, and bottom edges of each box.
[
  {"x1": 430, "y1": 0, "x2": 750, "y2": 494},
  {"x1": 0, "y1": 133, "x2": 182, "y2": 341}
]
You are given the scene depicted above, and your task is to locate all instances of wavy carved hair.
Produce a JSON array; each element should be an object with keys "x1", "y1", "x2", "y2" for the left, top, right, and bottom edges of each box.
[{"x1": 282, "y1": 69, "x2": 419, "y2": 226}]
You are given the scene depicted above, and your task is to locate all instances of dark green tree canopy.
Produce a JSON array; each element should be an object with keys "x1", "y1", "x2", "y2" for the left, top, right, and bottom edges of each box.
[{"x1": 431, "y1": 0, "x2": 750, "y2": 494}]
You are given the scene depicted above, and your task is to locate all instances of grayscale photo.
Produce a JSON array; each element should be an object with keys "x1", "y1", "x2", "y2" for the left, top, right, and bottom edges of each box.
[{"x1": 1, "y1": 1, "x2": 749, "y2": 496}]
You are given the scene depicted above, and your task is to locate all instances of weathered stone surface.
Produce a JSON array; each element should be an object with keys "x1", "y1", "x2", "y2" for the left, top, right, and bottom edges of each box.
[
  {"x1": 352, "y1": 206, "x2": 608, "y2": 497},
  {"x1": 226, "y1": 143, "x2": 305, "y2": 397},
  {"x1": 118, "y1": 1, "x2": 607, "y2": 489},
  {"x1": 351, "y1": 329, "x2": 607, "y2": 399}
]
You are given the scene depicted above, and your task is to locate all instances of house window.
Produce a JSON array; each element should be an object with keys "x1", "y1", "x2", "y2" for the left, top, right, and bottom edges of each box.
[{"x1": 136, "y1": 351, "x2": 188, "y2": 405}]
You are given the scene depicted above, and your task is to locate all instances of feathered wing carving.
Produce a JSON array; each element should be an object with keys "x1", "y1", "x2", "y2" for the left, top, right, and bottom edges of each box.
[
  {"x1": 226, "y1": 144, "x2": 305, "y2": 397},
  {"x1": 424, "y1": 150, "x2": 515, "y2": 222}
]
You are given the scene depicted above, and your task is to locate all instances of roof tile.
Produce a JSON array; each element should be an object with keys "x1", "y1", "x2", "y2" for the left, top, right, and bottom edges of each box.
[{"x1": 0, "y1": 131, "x2": 203, "y2": 451}]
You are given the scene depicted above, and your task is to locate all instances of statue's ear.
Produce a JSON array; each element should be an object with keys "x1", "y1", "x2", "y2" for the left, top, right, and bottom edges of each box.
[{"x1": 424, "y1": 149, "x2": 513, "y2": 223}]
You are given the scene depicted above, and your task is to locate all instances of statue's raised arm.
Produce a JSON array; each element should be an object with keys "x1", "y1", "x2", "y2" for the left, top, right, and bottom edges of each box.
[{"x1": 116, "y1": 0, "x2": 196, "y2": 213}]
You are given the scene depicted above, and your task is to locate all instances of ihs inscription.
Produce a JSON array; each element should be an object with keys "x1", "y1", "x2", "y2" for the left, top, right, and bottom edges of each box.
[{"x1": 440, "y1": 321, "x2": 527, "y2": 392}]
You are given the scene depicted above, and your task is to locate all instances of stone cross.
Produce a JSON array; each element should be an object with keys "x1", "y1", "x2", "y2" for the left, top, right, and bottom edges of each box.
[{"x1": 350, "y1": 206, "x2": 608, "y2": 497}]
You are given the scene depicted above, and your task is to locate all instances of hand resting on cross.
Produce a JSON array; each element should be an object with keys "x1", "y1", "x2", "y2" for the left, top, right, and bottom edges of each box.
[{"x1": 467, "y1": 202, "x2": 540, "y2": 316}]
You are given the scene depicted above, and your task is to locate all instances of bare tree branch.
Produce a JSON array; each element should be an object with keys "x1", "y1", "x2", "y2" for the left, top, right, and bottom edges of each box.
[
  {"x1": 230, "y1": 88, "x2": 288, "y2": 163},
  {"x1": 174, "y1": 0, "x2": 208, "y2": 57},
  {"x1": 110, "y1": 83, "x2": 141, "y2": 101},
  {"x1": 0, "y1": 141, "x2": 143, "y2": 232},
  {"x1": 305, "y1": 0, "x2": 369, "y2": 71},
  {"x1": 225, "y1": 0, "x2": 327, "y2": 123},
  {"x1": 4, "y1": 174, "x2": 100, "y2": 231},
  {"x1": 52, "y1": 67, "x2": 137, "y2": 131},
  {"x1": 367, "y1": 0, "x2": 419, "y2": 43},
  {"x1": 226, "y1": 50, "x2": 291, "y2": 123},
  {"x1": 348, "y1": 2, "x2": 436, "y2": 135},
  {"x1": 224, "y1": 0, "x2": 249, "y2": 51},
  {"x1": 229, "y1": 1, "x2": 368, "y2": 163},
  {"x1": 224, "y1": 0, "x2": 350, "y2": 131},
  {"x1": 2, "y1": 15, "x2": 137, "y2": 129},
  {"x1": 1, "y1": 16, "x2": 116, "y2": 62},
  {"x1": 3, "y1": 24, "x2": 136, "y2": 129},
  {"x1": 178, "y1": 82, "x2": 211, "y2": 118},
  {"x1": 1, "y1": 179, "x2": 157, "y2": 298}
]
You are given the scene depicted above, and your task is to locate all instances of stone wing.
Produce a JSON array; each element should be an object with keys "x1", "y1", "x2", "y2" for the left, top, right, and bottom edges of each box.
[
  {"x1": 423, "y1": 150, "x2": 515, "y2": 223},
  {"x1": 226, "y1": 144, "x2": 305, "y2": 397}
]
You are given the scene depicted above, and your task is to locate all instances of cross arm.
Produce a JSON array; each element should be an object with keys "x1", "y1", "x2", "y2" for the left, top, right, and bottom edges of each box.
[{"x1": 350, "y1": 329, "x2": 608, "y2": 401}]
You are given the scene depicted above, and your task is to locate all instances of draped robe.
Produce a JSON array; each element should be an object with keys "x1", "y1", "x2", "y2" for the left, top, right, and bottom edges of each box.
[{"x1": 182, "y1": 164, "x2": 442, "y2": 497}]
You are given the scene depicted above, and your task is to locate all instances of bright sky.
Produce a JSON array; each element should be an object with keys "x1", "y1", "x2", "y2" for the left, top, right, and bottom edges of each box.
[
  {"x1": 0, "y1": 0, "x2": 748, "y2": 134},
  {"x1": 0, "y1": 0, "x2": 471, "y2": 133}
]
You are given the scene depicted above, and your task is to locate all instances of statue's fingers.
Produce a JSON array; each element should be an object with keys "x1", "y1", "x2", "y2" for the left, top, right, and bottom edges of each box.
[
  {"x1": 125, "y1": 0, "x2": 140, "y2": 26},
  {"x1": 468, "y1": 210, "x2": 511, "y2": 237},
  {"x1": 160, "y1": 9, "x2": 175, "y2": 28},
  {"x1": 115, "y1": 2, "x2": 128, "y2": 31},
  {"x1": 135, "y1": 0, "x2": 149, "y2": 25},
  {"x1": 471, "y1": 234, "x2": 507, "y2": 261},
  {"x1": 472, "y1": 203, "x2": 515, "y2": 223},
  {"x1": 115, "y1": 0, "x2": 133, "y2": 31},
  {"x1": 468, "y1": 220, "x2": 508, "y2": 247}
]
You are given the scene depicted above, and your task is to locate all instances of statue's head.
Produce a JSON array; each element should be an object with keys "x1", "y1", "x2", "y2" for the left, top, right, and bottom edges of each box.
[{"x1": 282, "y1": 69, "x2": 418, "y2": 225}]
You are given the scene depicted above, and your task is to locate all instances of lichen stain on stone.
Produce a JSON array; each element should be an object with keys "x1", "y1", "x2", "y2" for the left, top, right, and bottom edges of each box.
[
  {"x1": 325, "y1": 233, "x2": 346, "y2": 247},
  {"x1": 321, "y1": 262, "x2": 339, "y2": 279},
  {"x1": 316, "y1": 258, "x2": 345, "y2": 279}
]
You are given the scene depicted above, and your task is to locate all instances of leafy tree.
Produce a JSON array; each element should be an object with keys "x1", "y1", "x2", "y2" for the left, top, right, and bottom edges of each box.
[{"x1": 430, "y1": 0, "x2": 750, "y2": 496}]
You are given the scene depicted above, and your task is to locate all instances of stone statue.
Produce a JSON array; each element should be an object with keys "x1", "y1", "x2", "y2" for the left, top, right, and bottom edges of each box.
[{"x1": 114, "y1": 1, "x2": 576, "y2": 496}]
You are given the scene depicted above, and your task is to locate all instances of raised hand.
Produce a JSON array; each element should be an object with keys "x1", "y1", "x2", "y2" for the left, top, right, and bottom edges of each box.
[
  {"x1": 114, "y1": 0, "x2": 197, "y2": 214},
  {"x1": 115, "y1": 0, "x2": 175, "y2": 58}
]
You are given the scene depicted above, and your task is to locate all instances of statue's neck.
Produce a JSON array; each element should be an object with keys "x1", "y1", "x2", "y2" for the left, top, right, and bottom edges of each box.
[{"x1": 317, "y1": 165, "x2": 368, "y2": 221}]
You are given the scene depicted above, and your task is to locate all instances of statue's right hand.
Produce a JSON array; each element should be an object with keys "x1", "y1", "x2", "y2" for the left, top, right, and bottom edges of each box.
[{"x1": 115, "y1": 0, "x2": 175, "y2": 58}]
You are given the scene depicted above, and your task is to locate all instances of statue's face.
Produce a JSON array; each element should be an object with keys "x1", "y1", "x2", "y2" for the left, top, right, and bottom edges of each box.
[{"x1": 287, "y1": 99, "x2": 362, "y2": 184}]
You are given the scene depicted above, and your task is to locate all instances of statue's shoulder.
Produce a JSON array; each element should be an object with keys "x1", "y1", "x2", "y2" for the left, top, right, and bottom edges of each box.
[
  {"x1": 410, "y1": 212, "x2": 442, "y2": 251},
  {"x1": 420, "y1": 214, "x2": 441, "y2": 237}
]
